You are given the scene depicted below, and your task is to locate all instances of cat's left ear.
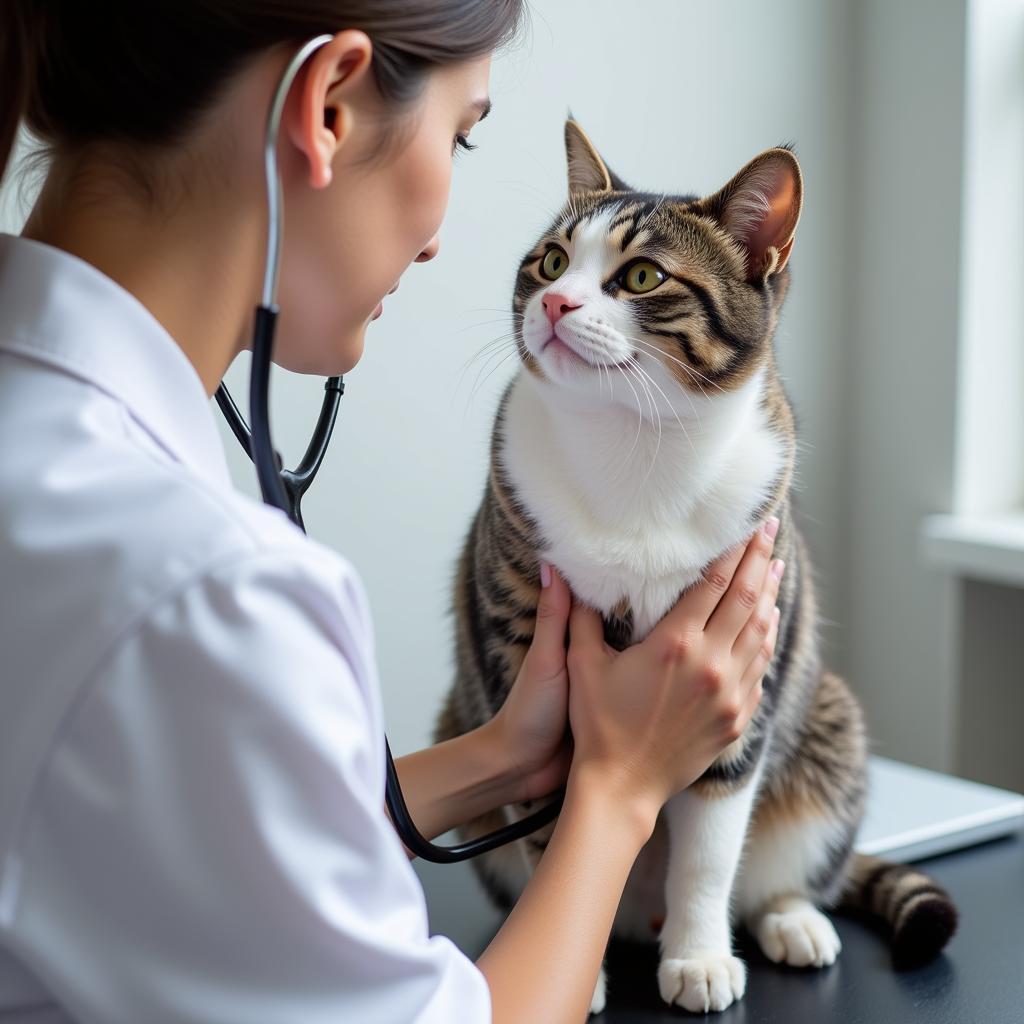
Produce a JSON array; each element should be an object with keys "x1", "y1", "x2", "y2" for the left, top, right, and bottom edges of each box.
[
  {"x1": 565, "y1": 118, "x2": 613, "y2": 194},
  {"x1": 706, "y1": 147, "x2": 803, "y2": 282}
]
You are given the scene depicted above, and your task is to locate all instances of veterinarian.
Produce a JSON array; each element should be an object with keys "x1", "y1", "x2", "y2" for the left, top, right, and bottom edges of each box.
[{"x1": 0, "y1": 4, "x2": 786, "y2": 1021}]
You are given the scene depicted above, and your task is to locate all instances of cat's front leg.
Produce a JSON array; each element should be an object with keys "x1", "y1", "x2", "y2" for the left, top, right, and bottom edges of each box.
[{"x1": 657, "y1": 766, "x2": 762, "y2": 1014}]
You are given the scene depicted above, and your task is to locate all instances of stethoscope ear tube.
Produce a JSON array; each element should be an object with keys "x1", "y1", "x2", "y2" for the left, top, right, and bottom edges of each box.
[
  {"x1": 248, "y1": 304, "x2": 290, "y2": 517},
  {"x1": 215, "y1": 33, "x2": 566, "y2": 864},
  {"x1": 216, "y1": 356, "x2": 344, "y2": 535}
]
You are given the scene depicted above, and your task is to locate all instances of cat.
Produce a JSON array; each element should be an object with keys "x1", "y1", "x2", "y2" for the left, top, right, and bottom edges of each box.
[{"x1": 434, "y1": 118, "x2": 958, "y2": 1014}]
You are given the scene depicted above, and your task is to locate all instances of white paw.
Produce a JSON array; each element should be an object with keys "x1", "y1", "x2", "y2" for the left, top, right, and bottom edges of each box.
[
  {"x1": 589, "y1": 965, "x2": 607, "y2": 1015},
  {"x1": 755, "y1": 904, "x2": 842, "y2": 967},
  {"x1": 657, "y1": 952, "x2": 746, "y2": 1013}
]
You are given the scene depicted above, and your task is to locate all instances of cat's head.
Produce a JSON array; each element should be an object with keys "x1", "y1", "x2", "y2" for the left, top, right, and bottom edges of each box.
[{"x1": 514, "y1": 119, "x2": 802, "y2": 407}]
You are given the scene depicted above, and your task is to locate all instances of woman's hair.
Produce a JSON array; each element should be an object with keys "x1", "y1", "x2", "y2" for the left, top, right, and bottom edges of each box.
[{"x1": 0, "y1": 1, "x2": 525, "y2": 189}]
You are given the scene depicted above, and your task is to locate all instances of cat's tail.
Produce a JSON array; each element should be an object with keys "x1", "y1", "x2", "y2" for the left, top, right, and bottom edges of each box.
[{"x1": 838, "y1": 853, "x2": 959, "y2": 969}]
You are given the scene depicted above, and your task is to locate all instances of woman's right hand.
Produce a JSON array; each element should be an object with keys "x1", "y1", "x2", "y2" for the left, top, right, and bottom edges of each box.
[{"x1": 564, "y1": 519, "x2": 784, "y2": 825}]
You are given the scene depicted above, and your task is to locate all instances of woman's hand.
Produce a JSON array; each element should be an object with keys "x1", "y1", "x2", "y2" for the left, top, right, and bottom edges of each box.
[
  {"x1": 488, "y1": 563, "x2": 575, "y2": 803},
  {"x1": 565, "y1": 520, "x2": 784, "y2": 825}
]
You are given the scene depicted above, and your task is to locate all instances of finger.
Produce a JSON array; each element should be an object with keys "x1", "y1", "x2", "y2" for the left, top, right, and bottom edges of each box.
[
  {"x1": 739, "y1": 604, "x2": 780, "y2": 698},
  {"x1": 731, "y1": 556, "x2": 785, "y2": 666},
  {"x1": 528, "y1": 562, "x2": 572, "y2": 678},
  {"x1": 567, "y1": 595, "x2": 607, "y2": 659},
  {"x1": 651, "y1": 537, "x2": 750, "y2": 642},
  {"x1": 706, "y1": 519, "x2": 779, "y2": 644}
]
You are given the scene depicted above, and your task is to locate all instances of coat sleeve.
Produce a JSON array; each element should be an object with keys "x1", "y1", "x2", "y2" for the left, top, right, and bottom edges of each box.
[{"x1": 5, "y1": 545, "x2": 491, "y2": 1024}]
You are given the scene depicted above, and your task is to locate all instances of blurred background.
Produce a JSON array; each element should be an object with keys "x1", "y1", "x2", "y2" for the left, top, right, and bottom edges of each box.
[{"x1": 3, "y1": 0, "x2": 1021, "y2": 791}]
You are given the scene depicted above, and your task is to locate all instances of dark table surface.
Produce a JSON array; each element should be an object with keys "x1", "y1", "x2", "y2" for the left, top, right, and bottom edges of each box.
[{"x1": 416, "y1": 832, "x2": 1024, "y2": 1023}]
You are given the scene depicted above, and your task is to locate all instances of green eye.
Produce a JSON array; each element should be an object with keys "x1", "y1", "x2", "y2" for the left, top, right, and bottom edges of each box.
[
  {"x1": 623, "y1": 261, "x2": 667, "y2": 294},
  {"x1": 540, "y1": 247, "x2": 569, "y2": 280}
]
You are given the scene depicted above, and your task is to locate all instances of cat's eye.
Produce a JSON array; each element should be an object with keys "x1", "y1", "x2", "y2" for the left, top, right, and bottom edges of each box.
[
  {"x1": 540, "y1": 247, "x2": 569, "y2": 281},
  {"x1": 622, "y1": 260, "x2": 667, "y2": 294}
]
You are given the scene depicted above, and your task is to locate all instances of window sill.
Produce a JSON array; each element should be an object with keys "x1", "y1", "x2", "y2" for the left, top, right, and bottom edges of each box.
[{"x1": 920, "y1": 513, "x2": 1024, "y2": 588}]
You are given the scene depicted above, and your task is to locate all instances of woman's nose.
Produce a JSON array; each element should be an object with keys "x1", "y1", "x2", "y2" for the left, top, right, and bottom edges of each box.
[{"x1": 415, "y1": 235, "x2": 440, "y2": 263}]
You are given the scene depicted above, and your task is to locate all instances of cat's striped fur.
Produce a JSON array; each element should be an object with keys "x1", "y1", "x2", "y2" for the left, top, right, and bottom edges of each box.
[{"x1": 434, "y1": 120, "x2": 957, "y2": 1013}]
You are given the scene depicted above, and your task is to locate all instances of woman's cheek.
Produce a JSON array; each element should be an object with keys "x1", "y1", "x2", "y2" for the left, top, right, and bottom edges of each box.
[{"x1": 399, "y1": 140, "x2": 453, "y2": 254}]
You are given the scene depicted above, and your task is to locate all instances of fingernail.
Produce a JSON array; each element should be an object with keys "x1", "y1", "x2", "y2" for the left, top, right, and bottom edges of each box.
[
  {"x1": 540, "y1": 561, "x2": 552, "y2": 588},
  {"x1": 763, "y1": 516, "x2": 780, "y2": 540},
  {"x1": 771, "y1": 559, "x2": 786, "y2": 581},
  {"x1": 773, "y1": 605, "x2": 781, "y2": 623}
]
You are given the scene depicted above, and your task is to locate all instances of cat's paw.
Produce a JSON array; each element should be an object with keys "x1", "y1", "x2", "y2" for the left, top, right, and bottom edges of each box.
[
  {"x1": 589, "y1": 965, "x2": 607, "y2": 1016},
  {"x1": 657, "y1": 951, "x2": 746, "y2": 1013},
  {"x1": 754, "y1": 901, "x2": 842, "y2": 968}
]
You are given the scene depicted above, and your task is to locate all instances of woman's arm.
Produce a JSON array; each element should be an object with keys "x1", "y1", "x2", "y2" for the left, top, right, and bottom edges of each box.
[
  {"x1": 387, "y1": 719, "x2": 529, "y2": 854},
  {"x1": 477, "y1": 769, "x2": 654, "y2": 1023}
]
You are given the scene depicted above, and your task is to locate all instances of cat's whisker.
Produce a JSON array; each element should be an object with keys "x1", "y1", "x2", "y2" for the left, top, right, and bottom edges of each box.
[
  {"x1": 631, "y1": 336, "x2": 724, "y2": 400},
  {"x1": 457, "y1": 332, "x2": 519, "y2": 376},
  {"x1": 459, "y1": 306, "x2": 526, "y2": 319},
  {"x1": 629, "y1": 342, "x2": 703, "y2": 430},
  {"x1": 454, "y1": 319, "x2": 522, "y2": 337},
  {"x1": 620, "y1": 359, "x2": 662, "y2": 488},
  {"x1": 463, "y1": 347, "x2": 521, "y2": 415},
  {"x1": 464, "y1": 333, "x2": 518, "y2": 378},
  {"x1": 608, "y1": 363, "x2": 646, "y2": 483},
  {"x1": 455, "y1": 333, "x2": 519, "y2": 399},
  {"x1": 621, "y1": 360, "x2": 663, "y2": 488},
  {"x1": 453, "y1": 310, "x2": 525, "y2": 333},
  {"x1": 670, "y1": 357, "x2": 727, "y2": 399},
  {"x1": 629, "y1": 357, "x2": 697, "y2": 458},
  {"x1": 629, "y1": 335, "x2": 709, "y2": 388}
]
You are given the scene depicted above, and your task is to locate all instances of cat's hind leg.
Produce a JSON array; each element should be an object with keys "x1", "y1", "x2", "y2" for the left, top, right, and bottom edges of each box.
[{"x1": 733, "y1": 670, "x2": 867, "y2": 970}]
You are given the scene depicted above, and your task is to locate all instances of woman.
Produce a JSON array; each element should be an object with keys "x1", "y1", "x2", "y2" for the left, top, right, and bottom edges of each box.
[{"x1": 0, "y1": 4, "x2": 784, "y2": 1022}]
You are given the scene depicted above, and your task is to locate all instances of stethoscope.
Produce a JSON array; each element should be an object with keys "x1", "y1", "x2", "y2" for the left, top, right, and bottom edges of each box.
[{"x1": 215, "y1": 35, "x2": 562, "y2": 863}]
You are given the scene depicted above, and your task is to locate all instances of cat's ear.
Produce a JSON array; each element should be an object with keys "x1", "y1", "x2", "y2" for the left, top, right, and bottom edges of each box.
[
  {"x1": 707, "y1": 147, "x2": 803, "y2": 282},
  {"x1": 565, "y1": 118, "x2": 613, "y2": 194}
]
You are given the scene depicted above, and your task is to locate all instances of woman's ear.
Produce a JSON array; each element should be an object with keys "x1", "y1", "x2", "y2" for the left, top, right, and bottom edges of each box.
[{"x1": 287, "y1": 30, "x2": 374, "y2": 189}]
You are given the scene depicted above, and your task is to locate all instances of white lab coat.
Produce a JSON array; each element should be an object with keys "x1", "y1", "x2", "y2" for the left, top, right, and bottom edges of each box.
[{"x1": 0, "y1": 233, "x2": 491, "y2": 1023}]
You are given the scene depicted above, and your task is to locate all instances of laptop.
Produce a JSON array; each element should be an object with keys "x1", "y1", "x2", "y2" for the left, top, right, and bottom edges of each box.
[{"x1": 855, "y1": 756, "x2": 1024, "y2": 862}]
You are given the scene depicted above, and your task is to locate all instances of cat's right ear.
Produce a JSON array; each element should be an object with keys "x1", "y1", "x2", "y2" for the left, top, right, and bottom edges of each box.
[{"x1": 565, "y1": 118, "x2": 613, "y2": 194}]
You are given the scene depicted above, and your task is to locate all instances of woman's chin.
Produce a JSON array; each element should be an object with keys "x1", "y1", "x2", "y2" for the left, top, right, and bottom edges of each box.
[{"x1": 273, "y1": 329, "x2": 365, "y2": 377}]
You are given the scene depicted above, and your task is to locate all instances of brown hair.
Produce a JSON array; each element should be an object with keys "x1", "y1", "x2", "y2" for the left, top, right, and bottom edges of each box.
[{"x1": 0, "y1": 1, "x2": 525, "y2": 189}]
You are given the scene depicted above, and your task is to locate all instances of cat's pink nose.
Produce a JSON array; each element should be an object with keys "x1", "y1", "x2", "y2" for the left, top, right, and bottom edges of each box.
[{"x1": 542, "y1": 292, "x2": 582, "y2": 326}]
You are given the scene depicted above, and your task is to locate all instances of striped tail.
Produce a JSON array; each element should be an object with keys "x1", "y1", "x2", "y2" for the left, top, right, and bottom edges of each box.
[{"x1": 840, "y1": 853, "x2": 959, "y2": 969}]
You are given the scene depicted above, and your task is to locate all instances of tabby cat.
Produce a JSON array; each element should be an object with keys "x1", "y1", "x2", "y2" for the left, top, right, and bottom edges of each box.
[{"x1": 434, "y1": 119, "x2": 957, "y2": 1014}]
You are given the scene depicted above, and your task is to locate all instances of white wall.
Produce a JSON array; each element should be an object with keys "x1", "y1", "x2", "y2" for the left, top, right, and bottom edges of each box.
[
  {"x1": 840, "y1": 0, "x2": 968, "y2": 771},
  {"x1": 217, "y1": 0, "x2": 855, "y2": 755}
]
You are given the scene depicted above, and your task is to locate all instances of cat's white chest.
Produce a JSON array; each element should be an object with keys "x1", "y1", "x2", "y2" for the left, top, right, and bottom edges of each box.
[{"x1": 498, "y1": 371, "x2": 784, "y2": 641}]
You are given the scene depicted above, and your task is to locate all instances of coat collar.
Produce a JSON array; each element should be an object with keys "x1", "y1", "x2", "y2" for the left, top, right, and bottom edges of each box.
[{"x1": 0, "y1": 232, "x2": 233, "y2": 491}]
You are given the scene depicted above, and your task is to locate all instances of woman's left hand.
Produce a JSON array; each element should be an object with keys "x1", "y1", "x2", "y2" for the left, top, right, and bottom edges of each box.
[{"x1": 488, "y1": 562, "x2": 575, "y2": 803}]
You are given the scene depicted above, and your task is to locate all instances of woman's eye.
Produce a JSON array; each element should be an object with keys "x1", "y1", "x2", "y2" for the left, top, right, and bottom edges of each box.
[
  {"x1": 622, "y1": 260, "x2": 667, "y2": 294},
  {"x1": 540, "y1": 246, "x2": 569, "y2": 280},
  {"x1": 453, "y1": 134, "x2": 477, "y2": 156}
]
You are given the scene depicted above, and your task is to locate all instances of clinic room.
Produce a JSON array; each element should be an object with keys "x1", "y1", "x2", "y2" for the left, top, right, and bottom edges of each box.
[{"x1": 0, "y1": 0, "x2": 1021, "y2": 1022}]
